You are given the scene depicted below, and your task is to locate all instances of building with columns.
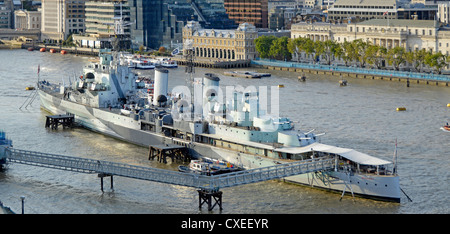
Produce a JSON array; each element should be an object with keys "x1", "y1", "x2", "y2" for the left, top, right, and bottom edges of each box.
[
  {"x1": 14, "y1": 9, "x2": 41, "y2": 30},
  {"x1": 182, "y1": 21, "x2": 258, "y2": 61},
  {"x1": 291, "y1": 19, "x2": 450, "y2": 55}
]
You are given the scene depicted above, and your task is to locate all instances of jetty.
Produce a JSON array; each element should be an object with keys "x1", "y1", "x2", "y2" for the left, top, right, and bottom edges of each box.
[
  {"x1": 25, "y1": 44, "x2": 99, "y2": 56},
  {"x1": 174, "y1": 57, "x2": 251, "y2": 69},
  {"x1": 1, "y1": 143, "x2": 335, "y2": 211},
  {"x1": 224, "y1": 71, "x2": 271, "y2": 79}
]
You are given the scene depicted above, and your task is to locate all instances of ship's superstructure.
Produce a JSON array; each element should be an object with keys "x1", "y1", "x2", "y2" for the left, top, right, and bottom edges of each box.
[{"x1": 37, "y1": 49, "x2": 401, "y2": 202}]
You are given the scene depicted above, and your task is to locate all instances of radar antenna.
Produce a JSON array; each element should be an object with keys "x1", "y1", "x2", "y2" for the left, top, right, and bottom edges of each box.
[{"x1": 184, "y1": 39, "x2": 195, "y2": 120}]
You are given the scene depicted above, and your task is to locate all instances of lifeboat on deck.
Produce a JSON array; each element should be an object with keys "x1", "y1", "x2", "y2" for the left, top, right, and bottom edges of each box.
[
  {"x1": 49, "y1": 49, "x2": 56, "y2": 53},
  {"x1": 27, "y1": 47, "x2": 34, "y2": 51},
  {"x1": 39, "y1": 48, "x2": 46, "y2": 52},
  {"x1": 61, "y1": 50, "x2": 67, "y2": 55}
]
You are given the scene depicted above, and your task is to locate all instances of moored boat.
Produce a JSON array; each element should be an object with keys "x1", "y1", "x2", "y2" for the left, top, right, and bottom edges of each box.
[
  {"x1": 158, "y1": 58, "x2": 178, "y2": 68},
  {"x1": 442, "y1": 123, "x2": 450, "y2": 132},
  {"x1": 178, "y1": 157, "x2": 242, "y2": 175}
]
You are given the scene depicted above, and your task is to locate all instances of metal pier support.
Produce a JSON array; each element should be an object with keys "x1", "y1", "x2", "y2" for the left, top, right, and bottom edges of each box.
[
  {"x1": 198, "y1": 189, "x2": 223, "y2": 211},
  {"x1": 45, "y1": 114, "x2": 74, "y2": 130},
  {"x1": 98, "y1": 173, "x2": 113, "y2": 192}
]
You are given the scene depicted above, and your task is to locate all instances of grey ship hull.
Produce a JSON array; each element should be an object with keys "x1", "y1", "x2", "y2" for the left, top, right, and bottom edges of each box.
[{"x1": 38, "y1": 89, "x2": 401, "y2": 202}]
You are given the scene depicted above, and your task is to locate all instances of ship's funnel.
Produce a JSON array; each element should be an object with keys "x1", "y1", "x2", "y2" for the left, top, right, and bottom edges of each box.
[
  {"x1": 153, "y1": 68, "x2": 169, "y2": 106},
  {"x1": 203, "y1": 73, "x2": 220, "y2": 103}
]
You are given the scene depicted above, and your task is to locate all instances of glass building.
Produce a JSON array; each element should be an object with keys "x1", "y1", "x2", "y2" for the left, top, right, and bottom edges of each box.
[
  {"x1": 127, "y1": 0, "x2": 163, "y2": 49},
  {"x1": 128, "y1": 0, "x2": 236, "y2": 50}
]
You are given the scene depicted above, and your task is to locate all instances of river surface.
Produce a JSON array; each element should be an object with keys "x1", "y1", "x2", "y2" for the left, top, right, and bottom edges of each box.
[{"x1": 0, "y1": 49, "x2": 448, "y2": 214}]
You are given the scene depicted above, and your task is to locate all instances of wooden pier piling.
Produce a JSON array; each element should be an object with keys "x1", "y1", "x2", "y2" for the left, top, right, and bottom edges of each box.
[
  {"x1": 45, "y1": 114, "x2": 74, "y2": 129},
  {"x1": 198, "y1": 189, "x2": 223, "y2": 211},
  {"x1": 148, "y1": 144, "x2": 189, "y2": 164}
]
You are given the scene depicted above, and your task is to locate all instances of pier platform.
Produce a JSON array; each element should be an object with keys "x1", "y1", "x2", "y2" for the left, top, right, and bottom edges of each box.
[
  {"x1": 174, "y1": 57, "x2": 250, "y2": 69},
  {"x1": 148, "y1": 144, "x2": 189, "y2": 163},
  {"x1": 45, "y1": 114, "x2": 74, "y2": 129}
]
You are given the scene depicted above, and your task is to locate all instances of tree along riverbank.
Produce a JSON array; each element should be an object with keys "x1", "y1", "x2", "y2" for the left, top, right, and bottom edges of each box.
[{"x1": 251, "y1": 59, "x2": 449, "y2": 87}]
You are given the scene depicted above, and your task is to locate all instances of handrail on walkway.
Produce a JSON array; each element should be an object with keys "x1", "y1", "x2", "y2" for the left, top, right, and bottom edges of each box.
[{"x1": 2, "y1": 146, "x2": 335, "y2": 190}]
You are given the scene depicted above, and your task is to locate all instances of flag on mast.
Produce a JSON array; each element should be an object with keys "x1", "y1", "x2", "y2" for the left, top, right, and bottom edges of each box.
[{"x1": 393, "y1": 138, "x2": 398, "y2": 174}]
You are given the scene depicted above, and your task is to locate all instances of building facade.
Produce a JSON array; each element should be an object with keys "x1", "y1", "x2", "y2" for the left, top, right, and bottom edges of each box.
[
  {"x1": 327, "y1": 0, "x2": 438, "y2": 22},
  {"x1": 84, "y1": 0, "x2": 130, "y2": 36},
  {"x1": 291, "y1": 19, "x2": 450, "y2": 55},
  {"x1": 72, "y1": 0, "x2": 130, "y2": 49},
  {"x1": 224, "y1": 0, "x2": 268, "y2": 28},
  {"x1": 41, "y1": 0, "x2": 85, "y2": 42},
  {"x1": 0, "y1": 6, "x2": 11, "y2": 28},
  {"x1": 182, "y1": 21, "x2": 258, "y2": 61},
  {"x1": 14, "y1": 9, "x2": 41, "y2": 30},
  {"x1": 327, "y1": 0, "x2": 397, "y2": 22},
  {"x1": 438, "y1": 2, "x2": 450, "y2": 24}
]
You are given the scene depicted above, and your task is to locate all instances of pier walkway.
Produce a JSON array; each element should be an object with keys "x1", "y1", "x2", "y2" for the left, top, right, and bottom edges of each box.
[{"x1": 1, "y1": 146, "x2": 334, "y2": 210}]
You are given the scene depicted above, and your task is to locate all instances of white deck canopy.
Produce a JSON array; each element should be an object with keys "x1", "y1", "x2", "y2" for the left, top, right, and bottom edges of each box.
[{"x1": 275, "y1": 142, "x2": 392, "y2": 166}]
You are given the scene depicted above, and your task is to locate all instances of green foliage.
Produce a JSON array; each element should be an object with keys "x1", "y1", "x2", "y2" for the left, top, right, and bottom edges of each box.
[
  {"x1": 255, "y1": 35, "x2": 278, "y2": 58},
  {"x1": 62, "y1": 34, "x2": 76, "y2": 47},
  {"x1": 268, "y1": 37, "x2": 291, "y2": 60},
  {"x1": 254, "y1": 35, "x2": 450, "y2": 72},
  {"x1": 424, "y1": 51, "x2": 448, "y2": 74}
]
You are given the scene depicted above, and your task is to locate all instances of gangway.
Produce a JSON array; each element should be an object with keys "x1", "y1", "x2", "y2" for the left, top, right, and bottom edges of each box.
[{"x1": 1, "y1": 146, "x2": 335, "y2": 211}]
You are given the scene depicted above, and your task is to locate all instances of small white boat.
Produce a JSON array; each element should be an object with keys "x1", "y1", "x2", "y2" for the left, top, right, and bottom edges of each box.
[
  {"x1": 132, "y1": 59, "x2": 155, "y2": 69},
  {"x1": 441, "y1": 123, "x2": 450, "y2": 132},
  {"x1": 158, "y1": 58, "x2": 178, "y2": 68},
  {"x1": 178, "y1": 157, "x2": 242, "y2": 175}
]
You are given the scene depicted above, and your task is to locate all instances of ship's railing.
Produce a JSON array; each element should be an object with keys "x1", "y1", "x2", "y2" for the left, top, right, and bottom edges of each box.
[{"x1": 2, "y1": 147, "x2": 335, "y2": 190}]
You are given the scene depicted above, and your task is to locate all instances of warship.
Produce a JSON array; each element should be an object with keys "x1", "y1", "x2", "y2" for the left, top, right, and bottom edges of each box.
[{"x1": 37, "y1": 49, "x2": 401, "y2": 202}]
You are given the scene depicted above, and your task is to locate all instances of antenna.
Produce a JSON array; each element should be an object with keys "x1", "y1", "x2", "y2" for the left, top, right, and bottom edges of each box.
[
  {"x1": 184, "y1": 39, "x2": 195, "y2": 120},
  {"x1": 393, "y1": 139, "x2": 398, "y2": 175}
]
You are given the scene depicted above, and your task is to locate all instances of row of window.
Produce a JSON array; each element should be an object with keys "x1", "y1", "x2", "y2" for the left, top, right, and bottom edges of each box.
[
  {"x1": 330, "y1": 11, "x2": 394, "y2": 16},
  {"x1": 333, "y1": 5, "x2": 394, "y2": 9}
]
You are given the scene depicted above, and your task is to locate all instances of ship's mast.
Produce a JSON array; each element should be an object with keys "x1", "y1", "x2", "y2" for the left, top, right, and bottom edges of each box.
[{"x1": 184, "y1": 39, "x2": 195, "y2": 120}]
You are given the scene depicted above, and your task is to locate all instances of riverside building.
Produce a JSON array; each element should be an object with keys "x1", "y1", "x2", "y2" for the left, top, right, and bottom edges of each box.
[
  {"x1": 291, "y1": 19, "x2": 450, "y2": 62},
  {"x1": 72, "y1": 0, "x2": 130, "y2": 49},
  {"x1": 327, "y1": 0, "x2": 437, "y2": 22},
  {"x1": 14, "y1": 9, "x2": 41, "y2": 30},
  {"x1": 182, "y1": 21, "x2": 258, "y2": 61},
  {"x1": 41, "y1": 0, "x2": 86, "y2": 43}
]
